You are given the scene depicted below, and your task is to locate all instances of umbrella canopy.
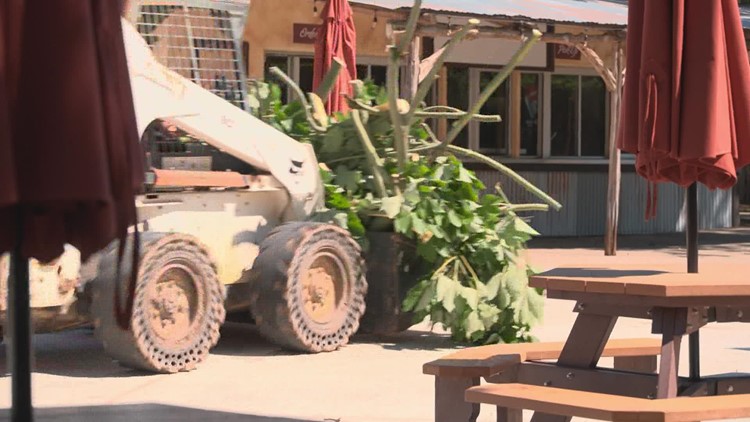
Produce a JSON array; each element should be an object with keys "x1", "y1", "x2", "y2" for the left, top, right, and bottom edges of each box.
[
  {"x1": 0, "y1": 0, "x2": 143, "y2": 262},
  {"x1": 2, "y1": 2, "x2": 144, "y2": 419},
  {"x1": 312, "y1": 0, "x2": 357, "y2": 114},
  {"x1": 618, "y1": 0, "x2": 750, "y2": 214},
  {"x1": 617, "y1": 0, "x2": 750, "y2": 381}
]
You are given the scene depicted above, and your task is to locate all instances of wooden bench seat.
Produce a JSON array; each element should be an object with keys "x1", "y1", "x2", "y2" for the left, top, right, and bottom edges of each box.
[
  {"x1": 424, "y1": 338, "x2": 662, "y2": 378},
  {"x1": 426, "y1": 338, "x2": 662, "y2": 422},
  {"x1": 466, "y1": 383, "x2": 750, "y2": 422}
]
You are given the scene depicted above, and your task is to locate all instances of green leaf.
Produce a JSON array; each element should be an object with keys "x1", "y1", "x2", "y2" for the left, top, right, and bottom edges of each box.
[
  {"x1": 402, "y1": 280, "x2": 429, "y2": 312},
  {"x1": 435, "y1": 275, "x2": 453, "y2": 302},
  {"x1": 403, "y1": 186, "x2": 421, "y2": 204},
  {"x1": 381, "y1": 196, "x2": 404, "y2": 219},
  {"x1": 334, "y1": 166, "x2": 363, "y2": 192},
  {"x1": 505, "y1": 265, "x2": 527, "y2": 302},
  {"x1": 347, "y1": 213, "x2": 366, "y2": 237},
  {"x1": 458, "y1": 287, "x2": 479, "y2": 310},
  {"x1": 485, "y1": 273, "x2": 502, "y2": 300},
  {"x1": 411, "y1": 216, "x2": 428, "y2": 234},
  {"x1": 478, "y1": 303, "x2": 501, "y2": 329},
  {"x1": 415, "y1": 282, "x2": 437, "y2": 312},
  {"x1": 393, "y1": 213, "x2": 412, "y2": 234},
  {"x1": 442, "y1": 285, "x2": 457, "y2": 313},
  {"x1": 327, "y1": 192, "x2": 351, "y2": 209},
  {"x1": 464, "y1": 311, "x2": 485, "y2": 339},
  {"x1": 527, "y1": 288, "x2": 545, "y2": 323},
  {"x1": 457, "y1": 166, "x2": 474, "y2": 183},
  {"x1": 513, "y1": 217, "x2": 539, "y2": 236},
  {"x1": 447, "y1": 210, "x2": 463, "y2": 228},
  {"x1": 320, "y1": 126, "x2": 346, "y2": 154}
]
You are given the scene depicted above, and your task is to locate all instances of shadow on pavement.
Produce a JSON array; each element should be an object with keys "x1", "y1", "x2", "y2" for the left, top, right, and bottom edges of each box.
[
  {"x1": 354, "y1": 328, "x2": 456, "y2": 351},
  {"x1": 210, "y1": 322, "x2": 299, "y2": 357},
  {"x1": 0, "y1": 328, "x2": 154, "y2": 379},
  {"x1": 0, "y1": 323, "x2": 295, "y2": 378},
  {"x1": 0, "y1": 404, "x2": 319, "y2": 421}
]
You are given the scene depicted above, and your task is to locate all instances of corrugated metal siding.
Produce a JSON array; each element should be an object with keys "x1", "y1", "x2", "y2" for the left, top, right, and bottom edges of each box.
[
  {"x1": 475, "y1": 169, "x2": 731, "y2": 237},
  {"x1": 351, "y1": 0, "x2": 628, "y2": 26}
]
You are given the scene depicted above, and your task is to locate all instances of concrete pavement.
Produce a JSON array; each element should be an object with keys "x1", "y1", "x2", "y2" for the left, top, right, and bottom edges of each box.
[{"x1": 1, "y1": 229, "x2": 749, "y2": 421}]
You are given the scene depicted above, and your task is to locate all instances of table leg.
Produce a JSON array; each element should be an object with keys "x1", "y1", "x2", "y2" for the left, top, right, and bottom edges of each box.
[
  {"x1": 655, "y1": 308, "x2": 686, "y2": 399},
  {"x1": 497, "y1": 407, "x2": 522, "y2": 422},
  {"x1": 435, "y1": 377, "x2": 479, "y2": 422},
  {"x1": 529, "y1": 313, "x2": 618, "y2": 422}
]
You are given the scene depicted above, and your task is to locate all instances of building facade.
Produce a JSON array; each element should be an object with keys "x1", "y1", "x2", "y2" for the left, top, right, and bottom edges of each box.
[{"x1": 126, "y1": 0, "x2": 737, "y2": 236}]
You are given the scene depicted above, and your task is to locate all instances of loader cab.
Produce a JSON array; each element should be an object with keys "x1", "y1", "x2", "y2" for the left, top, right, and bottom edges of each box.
[{"x1": 140, "y1": 119, "x2": 261, "y2": 176}]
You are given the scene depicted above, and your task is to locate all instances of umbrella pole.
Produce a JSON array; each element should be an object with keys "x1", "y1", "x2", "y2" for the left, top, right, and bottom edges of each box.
[
  {"x1": 7, "y1": 215, "x2": 33, "y2": 421},
  {"x1": 686, "y1": 182, "x2": 700, "y2": 381}
]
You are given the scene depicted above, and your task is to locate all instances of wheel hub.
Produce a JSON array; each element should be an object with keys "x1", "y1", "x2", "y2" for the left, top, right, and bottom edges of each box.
[
  {"x1": 149, "y1": 267, "x2": 196, "y2": 342},
  {"x1": 302, "y1": 256, "x2": 343, "y2": 324}
]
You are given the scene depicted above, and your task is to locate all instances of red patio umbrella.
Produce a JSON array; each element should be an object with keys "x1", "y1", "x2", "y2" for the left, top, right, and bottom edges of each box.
[
  {"x1": 619, "y1": 0, "x2": 750, "y2": 218},
  {"x1": 1, "y1": 1, "x2": 143, "y2": 420},
  {"x1": 312, "y1": 0, "x2": 357, "y2": 114},
  {"x1": 618, "y1": 0, "x2": 750, "y2": 379}
]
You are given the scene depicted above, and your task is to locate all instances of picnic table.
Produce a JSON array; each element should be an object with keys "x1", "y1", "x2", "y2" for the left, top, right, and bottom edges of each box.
[{"x1": 425, "y1": 264, "x2": 750, "y2": 422}]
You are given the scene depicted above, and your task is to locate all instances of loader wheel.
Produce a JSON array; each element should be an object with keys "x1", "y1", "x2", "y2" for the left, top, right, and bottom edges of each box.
[
  {"x1": 91, "y1": 233, "x2": 225, "y2": 373},
  {"x1": 249, "y1": 222, "x2": 367, "y2": 353}
]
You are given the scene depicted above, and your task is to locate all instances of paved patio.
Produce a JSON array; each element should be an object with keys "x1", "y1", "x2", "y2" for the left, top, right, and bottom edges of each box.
[{"x1": 1, "y1": 229, "x2": 749, "y2": 421}]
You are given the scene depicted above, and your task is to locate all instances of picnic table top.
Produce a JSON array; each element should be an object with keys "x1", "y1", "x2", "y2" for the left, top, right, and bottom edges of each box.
[{"x1": 529, "y1": 263, "x2": 750, "y2": 298}]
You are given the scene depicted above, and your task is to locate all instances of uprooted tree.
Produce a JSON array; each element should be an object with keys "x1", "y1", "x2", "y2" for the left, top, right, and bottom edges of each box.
[{"x1": 248, "y1": 0, "x2": 562, "y2": 344}]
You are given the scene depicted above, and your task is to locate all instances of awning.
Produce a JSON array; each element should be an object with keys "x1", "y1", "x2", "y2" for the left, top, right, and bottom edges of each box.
[{"x1": 350, "y1": 0, "x2": 628, "y2": 27}]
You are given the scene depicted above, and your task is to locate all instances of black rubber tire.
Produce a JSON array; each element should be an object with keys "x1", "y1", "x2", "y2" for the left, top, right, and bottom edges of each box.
[
  {"x1": 249, "y1": 222, "x2": 367, "y2": 353},
  {"x1": 91, "y1": 233, "x2": 226, "y2": 373}
]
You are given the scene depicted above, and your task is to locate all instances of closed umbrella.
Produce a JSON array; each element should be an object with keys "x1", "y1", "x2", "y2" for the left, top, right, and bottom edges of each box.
[
  {"x1": 312, "y1": 0, "x2": 357, "y2": 114},
  {"x1": 1, "y1": 1, "x2": 144, "y2": 420},
  {"x1": 618, "y1": 0, "x2": 750, "y2": 379}
]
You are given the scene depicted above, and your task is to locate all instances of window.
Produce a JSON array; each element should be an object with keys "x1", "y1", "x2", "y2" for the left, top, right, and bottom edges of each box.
[
  {"x1": 267, "y1": 56, "x2": 387, "y2": 101},
  {"x1": 446, "y1": 66, "x2": 470, "y2": 148},
  {"x1": 550, "y1": 74, "x2": 608, "y2": 157},
  {"x1": 520, "y1": 73, "x2": 542, "y2": 157},
  {"x1": 298, "y1": 57, "x2": 314, "y2": 94},
  {"x1": 357, "y1": 64, "x2": 387, "y2": 86},
  {"x1": 580, "y1": 76, "x2": 607, "y2": 156},
  {"x1": 264, "y1": 55, "x2": 290, "y2": 103},
  {"x1": 475, "y1": 70, "x2": 509, "y2": 154}
]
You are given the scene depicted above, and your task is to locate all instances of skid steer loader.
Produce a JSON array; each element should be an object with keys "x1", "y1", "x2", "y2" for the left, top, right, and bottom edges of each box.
[{"x1": 0, "y1": 18, "x2": 368, "y2": 373}]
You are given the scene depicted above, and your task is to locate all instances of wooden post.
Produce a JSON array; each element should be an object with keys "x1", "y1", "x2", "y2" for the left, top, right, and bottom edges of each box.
[
  {"x1": 437, "y1": 66, "x2": 448, "y2": 139},
  {"x1": 401, "y1": 36, "x2": 421, "y2": 100},
  {"x1": 604, "y1": 43, "x2": 623, "y2": 256},
  {"x1": 509, "y1": 71, "x2": 522, "y2": 158}
]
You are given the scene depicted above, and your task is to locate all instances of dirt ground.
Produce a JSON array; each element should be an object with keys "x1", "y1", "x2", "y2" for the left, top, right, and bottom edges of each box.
[{"x1": 1, "y1": 229, "x2": 749, "y2": 421}]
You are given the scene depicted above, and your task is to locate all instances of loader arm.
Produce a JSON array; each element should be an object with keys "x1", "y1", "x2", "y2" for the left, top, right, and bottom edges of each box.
[{"x1": 121, "y1": 19, "x2": 323, "y2": 219}]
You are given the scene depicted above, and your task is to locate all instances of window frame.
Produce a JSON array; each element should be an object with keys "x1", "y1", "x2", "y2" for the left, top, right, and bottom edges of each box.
[
  {"x1": 468, "y1": 67, "x2": 511, "y2": 155},
  {"x1": 543, "y1": 68, "x2": 610, "y2": 159}
]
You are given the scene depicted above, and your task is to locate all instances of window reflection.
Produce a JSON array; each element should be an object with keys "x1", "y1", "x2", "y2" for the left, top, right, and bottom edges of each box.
[
  {"x1": 551, "y1": 75, "x2": 579, "y2": 156},
  {"x1": 298, "y1": 57, "x2": 314, "y2": 95},
  {"x1": 581, "y1": 76, "x2": 606, "y2": 156},
  {"x1": 478, "y1": 71, "x2": 509, "y2": 153},
  {"x1": 447, "y1": 66, "x2": 470, "y2": 148},
  {"x1": 520, "y1": 73, "x2": 541, "y2": 157}
]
